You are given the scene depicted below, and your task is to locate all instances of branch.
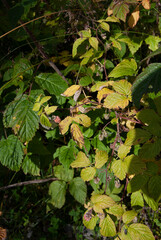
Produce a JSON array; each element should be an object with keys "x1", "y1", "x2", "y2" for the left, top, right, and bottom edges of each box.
[{"x1": 0, "y1": 178, "x2": 58, "y2": 191}]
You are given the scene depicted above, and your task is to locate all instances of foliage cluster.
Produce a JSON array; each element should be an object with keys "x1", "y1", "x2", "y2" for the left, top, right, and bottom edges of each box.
[{"x1": 0, "y1": 0, "x2": 161, "y2": 239}]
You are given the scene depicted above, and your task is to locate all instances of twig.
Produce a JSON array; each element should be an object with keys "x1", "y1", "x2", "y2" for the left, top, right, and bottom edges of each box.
[{"x1": 0, "y1": 178, "x2": 58, "y2": 191}]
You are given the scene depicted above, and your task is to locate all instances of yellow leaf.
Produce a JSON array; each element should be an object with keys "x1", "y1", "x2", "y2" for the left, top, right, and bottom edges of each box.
[
  {"x1": 44, "y1": 105, "x2": 57, "y2": 115},
  {"x1": 142, "y1": 0, "x2": 150, "y2": 9},
  {"x1": 40, "y1": 96, "x2": 51, "y2": 104},
  {"x1": 128, "y1": 6, "x2": 140, "y2": 28},
  {"x1": 71, "y1": 151, "x2": 90, "y2": 168},
  {"x1": 111, "y1": 159, "x2": 128, "y2": 180},
  {"x1": 104, "y1": 93, "x2": 129, "y2": 109},
  {"x1": 33, "y1": 102, "x2": 41, "y2": 112},
  {"x1": 89, "y1": 37, "x2": 99, "y2": 50},
  {"x1": 73, "y1": 114, "x2": 91, "y2": 127},
  {"x1": 91, "y1": 194, "x2": 115, "y2": 213},
  {"x1": 118, "y1": 144, "x2": 131, "y2": 159},
  {"x1": 59, "y1": 116, "x2": 72, "y2": 135},
  {"x1": 81, "y1": 167, "x2": 96, "y2": 181},
  {"x1": 61, "y1": 85, "x2": 81, "y2": 97},
  {"x1": 112, "y1": 80, "x2": 132, "y2": 97},
  {"x1": 70, "y1": 123, "x2": 84, "y2": 148},
  {"x1": 97, "y1": 88, "x2": 114, "y2": 103},
  {"x1": 95, "y1": 150, "x2": 108, "y2": 168},
  {"x1": 91, "y1": 81, "x2": 114, "y2": 92}
]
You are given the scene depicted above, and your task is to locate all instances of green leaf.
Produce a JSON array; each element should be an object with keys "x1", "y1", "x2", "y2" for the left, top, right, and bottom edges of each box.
[
  {"x1": 0, "y1": 135, "x2": 23, "y2": 171},
  {"x1": 78, "y1": 29, "x2": 91, "y2": 38},
  {"x1": 137, "y1": 109, "x2": 161, "y2": 125},
  {"x1": 69, "y1": 177, "x2": 87, "y2": 204},
  {"x1": 128, "y1": 223, "x2": 155, "y2": 240},
  {"x1": 58, "y1": 146, "x2": 75, "y2": 169},
  {"x1": 108, "y1": 204, "x2": 124, "y2": 218},
  {"x1": 83, "y1": 214, "x2": 99, "y2": 230},
  {"x1": 81, "y1": 167, "x2": 96, "y2": 181},
  {"x1": 111, "y1": 159, "x2": 127, "y2": 180},
  {"x1": 127, "y1": 174, "x2": 149, "y2": 193},
  {"x1": 131, "y1": 191, "x2": 144, "y2": 207},
  {"x1": 125, "y1": 128, "x2": 151, "y2": 146},
  {"x1": 109, "y1": 59, "x2": 137, "y2": 78},
  {"x1": 125, "y1": 155, "x2": 146, "y2": 175},
  {"x1": 48, "y1": 180, "x2": 66, "y2": 209},
  {"x1": 122, "y1": 210, "x2": 137, "y2": 224},
  {"x1": 12, "y1": 58, "x2": 33, "y2": 80},
  {"x1": 139, "y1": 138, "x2": 161, "y2": 160},
  {"x1": 113, "y1": 2, "x2": 129, "y2": 22},
  {"x1": 3, "y1": 95, "x2": 39, "y2": 142},
  {"x1": 95, "y1": 150, "x2": 108, "y2": 168},
  {"x1": 35, "y1": 73, "x2": 68, "y2": 96},
  {"x1": 148, "y1": 175, "x2": 161, "y2": 201},
  {"x1": 71, "y1": 151, "x2": 90, "y2": 168},
  {"x1": 119, "y1": 37, "x2": 142, "y2": 55},
  {"x1": 145, "y1": 35, "x2": 161, "y2": 51},
  {"x1": 132, "y1": 63, "x2": 161, "y2": 108},
  {"x1": 142, "y1": 190, "x2": 158, "y2": 211},
  {"x1": 22, "y1": 155, "x2": 40, "y2": 176},
  {"x1": 79, "y1": 76, "x2": 92, "y2": 86},
  {"x1": 112, "y1": 80, "x2": 132, "y2": 96},
  {"x1": 89, "y1": 37, "x2": 99, "y2": 50},
  {"x1": 54, "y1": 165, "x2": 74, "y2": 182},
  {"x1": 99, "y1": 214, "x2": 116, "y2": 237}
]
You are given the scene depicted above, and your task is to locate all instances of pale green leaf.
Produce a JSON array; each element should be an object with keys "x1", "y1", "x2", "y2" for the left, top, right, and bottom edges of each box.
[
  {"x1": 110, "y1": 37, "x2": 122, "y2": 50},
  {"x1": 119, "y1": 37, "x2": 142, "y2": 55},
  {"x1": 100, "y1": 22, "x2": 110, "y2": 31},
  {"x1": 83, "y1": 214, "x2": 98, "y2": 230},
  {"x1": 35, "y1": 73, "x2": 68, "y2": 96},
  {"x1": 105, "y1": 16, "x2": 120, "y2": 22},
  {"x1": 122, "y1": 210, "x2": 137, "y2": 224},
  {"x1": 142, "y1": 189, "x2": 158, "y2": 211},
  {"x1": 54, "y1": 165, "x2": 74, "y2": 182},
  {"x1": 44, "y1": 105, "x2": 57, "y2": 115},
  {"x1": 69, "y1": 177, "x2": 87, "y2": 204},
  {"x1": 111, "y1": 159, "x2": 127, "y2": 180},
  {"x1": 78, "y1": 29, "x2": 91, "y2": 38},
  {"x1": 81, "y1": 167, "x2": 96, "y2": 181},
  {"x1": 131, "y1": 191, "x2": 144, "y2": 207},
  {"x1": 118, "y1": 144, "x2": 131, "y2": 159},
  {"x1": 22, "y1": 155, "x2": 40, "y2": 176},
  {"x1": 100, "y1": 214, "x2": 116, "y2": 237},
  {"x1": 109, "y1": 59, "x2": 137, "y2": 78},
  {"x1": 145, "y1": 35, "x2": 161, "y2": 51},
  {"x1": 104, "y1": 93, "x2": 129, "y2": 109},
  {"x1": 113, "y1": 80, "x2": 132, "y2": 97},
  {"x1": 0, "y1": 135, "x2": 23, "y2": 171},
  {"x1": 33, "y1": 102, "x2": 41, "y2": 112},
  {"x1": 95, "y1": 149, "x2": 108, "y2": 168},
  {"x1": 48, "y1": 181, "x2": 66, "y2": 209},
  {"x1": 40, "y1": 113, "x2": 52, "y2": 129},
  {"x1": 40, "y1": 96, "x2": 51, "y2": 104},
  {"x1": 71, "y1": 151, "x2": 90, "y2": 168},
  {"x1": 89, "y1": 37, "x2": 99, "y2": 50},
  {"x1": 108, "y1": 204, "x2": 124, "y2": 218},
  {"x1": 91, "y1": 194, "x2": 115, "y2": 213},
  {"x1": 128, "y1": 223, "x2": 155, "y2": 240}
]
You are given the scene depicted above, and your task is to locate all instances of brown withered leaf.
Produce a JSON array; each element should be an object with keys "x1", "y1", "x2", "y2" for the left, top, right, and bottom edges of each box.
[
  {"x1": 70, "y1": 123, "x2": 84, "y2": 149},
  {"x1": 128, "y1": 6, "x2": 140, "y2": 28},
  {"x1": 59, "y1": 116, "x2": 73, "y2": 135},
  {"x1": 142, "y1": 0, "x2": 150, "y2": 9}
]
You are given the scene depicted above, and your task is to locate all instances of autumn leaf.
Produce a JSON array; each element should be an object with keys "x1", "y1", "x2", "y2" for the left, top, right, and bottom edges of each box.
[
  {"x1": 70, "y1": 123, "x2": 84, "y2": 148},
  {"x1": 97, "y1": 88, "x2": 114, "y2": 103},
  {"x1": 142, "y1": 0, "x2": 150, "y2": 10},
  {"x1": 128, "y1": 6, "x2": 140, "y2": 28},
  {"x1": 61, "y1": 85, "x2": 81, "y2": 97},
  {"x1": 71, "y1": 151, "x2": 90, "y2": 168},
  {"x1": 73, "y1": 114, "x2": 91, "y2": 127},
  {"x1": 59, "y1": 116, "x2": 73, "y2": 135}
]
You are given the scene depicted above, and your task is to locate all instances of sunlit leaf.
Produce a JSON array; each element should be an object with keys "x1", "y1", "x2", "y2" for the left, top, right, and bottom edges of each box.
[
  {"x1": 131, "y1": 191, "x2": 144, "y2": 207},
  {"x1": 100, "y1": 22, "x2": 110, "y2": 31},
  {"x1": 70, "y1": 123, "x2": 84, "y2": 148},
  {"x1": 125, "y1": 128, "x2": 151, "y2": 146},
  {"x1": 61, "y1": 85, "x2": 81, "y2": 97},
  {"x1": 109, "y1": 59, "x2": 137, "y2": 78},
  {"x1": 118, "y1": 144, "x2": 131, "y2": 159},
  {"x1": 142, "y1": 0, "x2": 151, "y2": 10},
  {"x1": 108, "y1": 204, "x2": 124, "y2": 218},
  {"x1": 44, "y1": 105, "x2": 57, "y2": 115},
  {"x1": 91, "y1": 194, "x2": 115, "y2": 213},
  {"x1": 128, "y1": 223, "x2": 154, "y2": 240},
  {"x1": 72, "y1": 38, "x2": 87, "y2": 57},
  {"x1": 122, "y1": 210, "x2": 137, "y2": 224},
  {"x1": 99, "y1": 214, "x2": 116, "y2": 237},
  {"x1": 104, "y1": 92, "x2": 129, "y2": 109},
  {"x1": 71, "y1": 151, "x2": 90, "y2": 168},
  {"x1": 113, "y1": 80, "x2": 132, "y2": 97},
  {"x1": 73, "y1": 114, "x2": 91, "y2": 127},
  {"x1": 89, "y1": 37, "x2": 99, "y2": 50},
  {"x1": 111, "y1": 159, "x2": 127, "y2": 180},
  {"x1": 95, "y1": 149, "x2": 108, "y2": 168},
  {"x1": 81, "y1": 167, "x2": 96, "y2": 181},
  {"x1": 97, "y1": 88, "x2": 114, "y2": 103},
  {"x1": 59, "y1": 116, "x2": 73, "y2": 135},
  {"x1": 145, "y1": 35, "x2": 161, "y2": 51},
  {"x1": 83, "y1": 214, "x2": 99, "y2": 230},
  {"x1": 128, "y1": 6, "x2": 140, "y2": 28},
  {"x1": 40, "y1": 113, "x2": 52, "y2": 129}
]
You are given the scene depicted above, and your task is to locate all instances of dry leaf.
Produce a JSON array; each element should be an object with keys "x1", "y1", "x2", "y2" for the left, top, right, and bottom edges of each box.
[
  {"x1": 70, "y1": 123, "x2": 84, "y2": 148},
  {"x1": 142, "y1": 0, "x2": 150, "y2": 9},
  {"x1": 128, "y1": 6, "x2": 140, "y2": 28},
  {"x1": 59, "y1": 116, "x2": 73, "y2": 134},
  {"x1": 61, "y1": 85, "x2": 81, "y2": 97}
]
